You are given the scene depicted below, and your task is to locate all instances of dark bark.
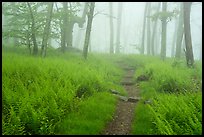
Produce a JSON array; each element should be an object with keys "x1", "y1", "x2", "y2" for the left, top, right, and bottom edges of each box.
[
  {"x1": 109, "y1": 2, "x2": 114, "y2": 54},
  {"x1": 61, "y1": 2, "x2": 68, "y2": 53},
  {"x1": 73, "y1": 3, "x2": 89, "y2": 48},
  {"x1": 83, "y1": 2, "x2": 95, "y2": 59},
  {"x1": 141, "y1": 3, "x2": 148, "y2": 54},
  {"x1": 27, "y1": 2, "x2": 38, "y2": 56},
  {"x1": 160, "y1": 2, "x2": 167, "y2": 60},
  {"x1": 62, "y1": 3, "x2": 88, "y2": 49},
  {"x1": 41, "y1": 2, "x2": 54, "y2": 57},
  {"x1": 183, "y1": 2, "x2": 194, "y2": 67},
  {"x1": 115, "y1": 2, "x2": 123, "y2": 54},
  {"x1": 26, "y1": 30, "x2": 31, "y2": 55},
  {"x1": 175, "y1": 3, "x2": 184, "y2": 59},
  {"x1": 146, "y1": 2, "x2": 151, "y2": 55}
]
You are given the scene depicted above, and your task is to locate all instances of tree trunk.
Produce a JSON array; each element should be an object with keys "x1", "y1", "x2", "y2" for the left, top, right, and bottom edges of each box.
[
  {"x1": 171, "y1": 17, "x2": 178, "y2": 57},
  {"x1": 175, "y1": 3, "x2": 184, "y2": 59},
  {"x1": 61, "y1": 2, "x2": 68, "y2": 52},
  {"x1": 183, "y1": 2, "x2": 194, "y2": 67},
  {"x1": 115, "y1": 2, "x2": 123, "y2": 54},
  {"x1": 27, "y1": 2, "x2": 38, "y2": 56},
  {"x1": 66, "y1": 3, "x2": 73, "y2": 48},
  {"x1": 146, "y1": 2, "x2": 151, "y2": 55},
  {"x1": 155, "y1": 21, "x2": 161, "y2": 55},
  {"x1": 141, "y1": 3, "x2": 148, "y2": 54},
  {"x1": 73, "y1": 3, "x2": 89, "y2": 48},
  {"x1": 89, "y1": 33, "x2": 92, "y2": 52},
  {"x1": 26, "y1": 30, "x2": 31, "y2": 55},
  {"x1": 109, "y1": 2, "x2": 114, "y2": 54},
  {"x1": 160, "y1": 2, "x2": 167, "y2": 60},
  {"x1": 83, "y1": 2, "x2": 95, "y2": 59},
  {"x1": 151, "y1": 2, "x2": 160, "y2": 56},
  {"x1": 41, "y1": 2, "x2": 54, "y2": 57}
]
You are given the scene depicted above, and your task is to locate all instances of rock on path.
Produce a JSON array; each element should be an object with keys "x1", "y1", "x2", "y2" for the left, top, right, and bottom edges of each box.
[{"x1": 102, "y1": 66, "x2": 140, "y2": 135}]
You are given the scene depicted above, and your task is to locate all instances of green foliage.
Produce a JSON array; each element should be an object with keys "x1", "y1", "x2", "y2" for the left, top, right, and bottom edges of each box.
[
  {"x1": 150, "y1": 9, "x2": 179, "y2": 22},
  {"x1": 146, "y1": 92, "x2": 202, "y2": 135},
  {"x1": 55, "y1": 92, "x2": 117, "y2": 135},
  {"x1": 131, "y1": 55, "x2": 202, "y2": 135},
  {"x1": 2, "y1": 49, "x2": 123, "y2": 135}
]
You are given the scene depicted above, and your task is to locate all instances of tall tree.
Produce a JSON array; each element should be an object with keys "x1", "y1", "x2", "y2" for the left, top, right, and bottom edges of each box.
[
  {"x1": 41, "y1": 2, "x2": 54, "y2": 57},
  {"x1": 57, "y1": 2, "x2": 88, "y2": 52},
  {"x1": 66, "y1": 3, "x2": 88, "y2": 48},
  {"x1": 115, "y1": 2, "x2": 123, "y2": 54},
  {"x1": 109, "y1": 2, "x2": 114, "y2": 54},
  {"x1": 171, "y1": 17, "x2": 178, "y2": 57},
  {"x1": 27, "y1": 2, "x2": 38, "y2": 56},
  {"x1": 146, "y1": 2, "x2": 151, "y2": 55},
  {"x1": 61, "y1": 2, "x2": 68, "y2": 53},
  {"x1": 151, "y1": 2, "x2": 161, "y2": 56},
  {"x1": 141, "y1": 2, "x2": 148, "y2": 54},
  {"x1": 74, "y1": 3, "x2": 89, "y2": 48},
  {"x1": 160, "y1": 2, "x2": 167, "y2": 60},
  {"x1": 175, "y1": 3, "x2": 184, "y2": 59},
  {"x1": 183, "y1": 2, "x2": 194, "y2": 67},
  {"x1": 83, "y1": 2, "x2": 95, "y2": 59}
]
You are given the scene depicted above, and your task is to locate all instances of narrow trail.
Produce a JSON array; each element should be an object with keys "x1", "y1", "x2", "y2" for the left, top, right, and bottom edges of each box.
[{"x1": 101, "y1": 63, "x2": 140, "y2": 135}]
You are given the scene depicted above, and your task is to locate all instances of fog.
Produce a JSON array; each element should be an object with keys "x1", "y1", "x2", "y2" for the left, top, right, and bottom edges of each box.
[
  {"x1": 70, "y1": 2, "x2": 201, "y2": 59},
  {"x1": 2, "y1": 2, "x2": 202, "y2": 60}
]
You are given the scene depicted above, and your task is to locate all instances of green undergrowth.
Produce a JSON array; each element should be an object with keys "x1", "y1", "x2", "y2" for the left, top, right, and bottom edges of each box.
[
  {"x1": 2, "y1": 48, "x2": 124, "y2": 135},
  {"x1": 131, "y1": 55, "x2": 202, "y2": 135},
  {"x1": 55, "y1": 92, "x2": 117, "y2": 135}
]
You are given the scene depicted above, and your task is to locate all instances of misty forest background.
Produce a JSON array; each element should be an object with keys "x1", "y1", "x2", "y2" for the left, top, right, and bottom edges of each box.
[{"x1": 2, "y1": 2, "x2": 202, "y2": 135}]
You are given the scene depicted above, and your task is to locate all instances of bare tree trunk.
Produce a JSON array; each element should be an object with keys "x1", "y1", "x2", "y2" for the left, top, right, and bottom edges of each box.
[
  {"x1": 160, "y1": 2, "x2": 167, "y2": 60},
  {"x1": 175, "y1": 3, "x2": 184, "y2": 59},
  {"x1": 151, "y1": 2, "x2": 160, "y2": 56},
  {"x1": 27, "y1": 2, "x2": 38, "y2": 56},
  {"x1": 141, "y1": 2, "x2": 148, "y2": 54},
  {"x1": 26, "y1": 30, "x2": 31, "y2": 55},
  {"x1": 41, "y1": 2, "x2": 54, "y2": 57},
  {"x1": 146, "y1": 2, "x2": 151, "y2": 55},
  {"x1": 83, "y1": 2, "x2": 95, "y2": 59},
  {"x1": 61, "y1": 2, "x2": 68, "y2": 53},
  {"x1": 109, "y1": 2, "x2": 114, "y2": 54},
  {"x1": 74, "y1": 3, "x2": 89, "y2": 48},
  {"x1": 200, "y1": 29, "x2": 202, "y2": 61},
  {"x1": 115, "y1": 2, "x2": 123, "y2": 54},
  {"x1": 89, "y1": 33, "x2": 92, "y2": 52},
  {"x1": 183, "y1": 2, "x2": 194, "y2": 67},
  {"x1": 155, "y1": 21, "x2": 161, "y2": 55},
  {"x1": 171, "y1": 18, "x2": 178, "y2": 57}
]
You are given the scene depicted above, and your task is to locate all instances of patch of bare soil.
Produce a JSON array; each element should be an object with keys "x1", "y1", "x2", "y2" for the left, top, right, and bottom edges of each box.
[{"x1": 101, "y1": 66, "x2": 140, "y2": 135}]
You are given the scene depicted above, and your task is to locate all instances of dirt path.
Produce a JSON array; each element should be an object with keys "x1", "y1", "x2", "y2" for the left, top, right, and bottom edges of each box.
[{"x1": 101, "y1": 65, "x2": 140, "y2": 135}]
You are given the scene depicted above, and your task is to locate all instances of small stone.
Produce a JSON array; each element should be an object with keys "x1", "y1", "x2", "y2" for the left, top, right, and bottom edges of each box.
[
  {"x1": 110, "y1": 89, "x2": 120, "y2": 95},
  {"x1": 127, "y1": 97, "x2": 140, "y2": 102}
]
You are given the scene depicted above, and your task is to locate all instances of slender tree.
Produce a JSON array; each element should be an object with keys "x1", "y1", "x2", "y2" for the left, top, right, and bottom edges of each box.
[
  {"x1": 160, "y1": 2, "x2": 167, "y2": 60},
  {"x1": 141, "y1": 2, "x2": 148, "y2": 54},
  {"x1": 83, "y1": 2, "x2": 95, "y2": 59},
  {"x1": 151, "y1": 2, "x2": 161, "y2": 56},
  {"x1": 41, "y1": 2, "x2": 54, "y2": 57},
  {"x1": 109, "y1": 2, "x2": 114, "y2": 54},
  {"x1": 146, "y1": 2, "x2": 151, "y2": 55},
  {"x1": 171, "y1": 18, "x2": 178, "y2": 57},
  {"x1": 61, "y1": 2, "x2": 68, "y2": 52},
  {"x1": 183, "y1": 2, "x2": 194, "y2": 67},
  {"x1": 115, "y1": 2, "x2": 123, "y2": 54},
  {"x1": 175, "y1": 3, "x2": 184, "y2": 59},
  {"x1": 27, "y1": 2, "x2": 38, "y2": 56}
]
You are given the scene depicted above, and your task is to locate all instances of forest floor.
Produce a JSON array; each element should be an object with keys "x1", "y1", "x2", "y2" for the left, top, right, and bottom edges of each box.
[{"x1": 101, "y1": 62, "x2": 140, "y2": 135}]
